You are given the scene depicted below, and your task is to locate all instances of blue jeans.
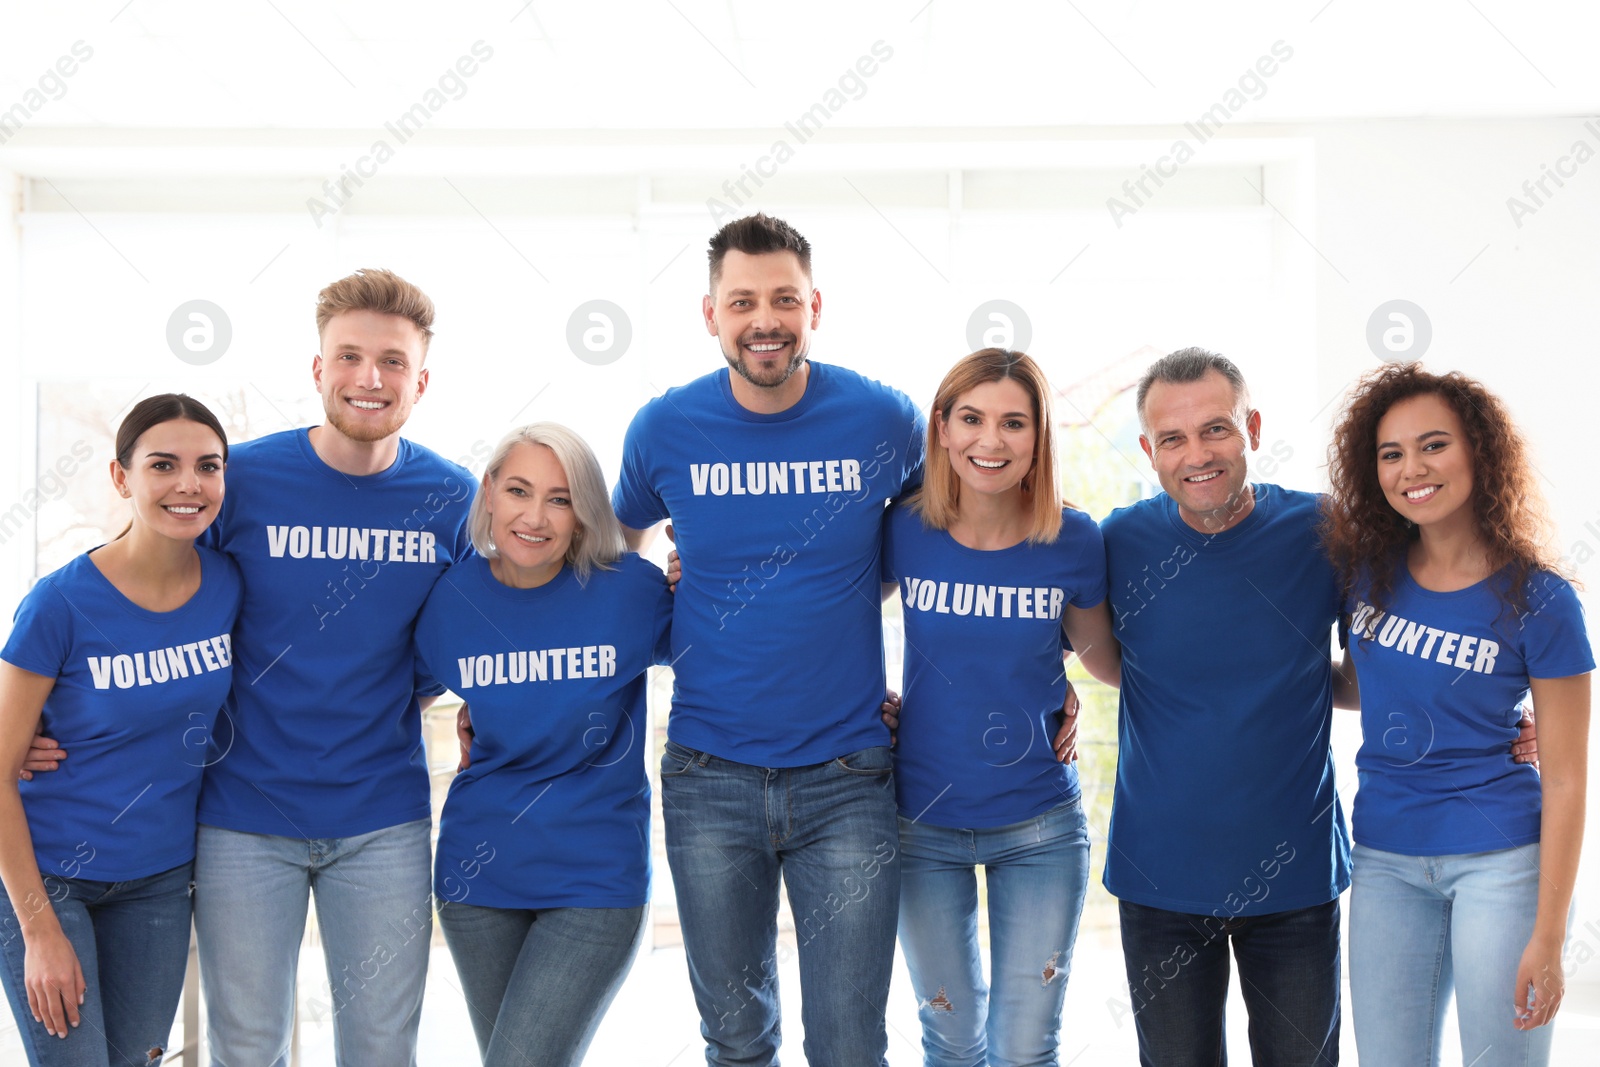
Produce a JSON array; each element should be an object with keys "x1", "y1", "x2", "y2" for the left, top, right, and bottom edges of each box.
[
  {"x1": 896, "y1": 798, "x2": 1090, "y2": 1067},
  {"x1": 437, "y1": 901, "x2": 646, "y2": 1066},
  {"x1": 1117, "y1": 898, "x2": 1340, "y2": 1067},
  {"x1": 192, "y1": 820, "x2": 432, "y2": 1067},
  {"x1": 1350, "y1": 841, "x2": 1558, "y2": 1067},
  {"x1": 0, "y1": 861, "x2": 193, "y2": 1067},
  {"x1": 660, "y1": 741, "x2": 900, "y2": 1067}
]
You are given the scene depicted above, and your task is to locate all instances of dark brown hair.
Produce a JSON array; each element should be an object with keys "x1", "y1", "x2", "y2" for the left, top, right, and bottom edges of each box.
[
  {"x1": 707, "y1": 214, "x2": 812, "y2": 291},
  {"x1": 1321, "y1": 362, "x2": 1562, "y2": 621},
  {"x1": 116, "y1": 394, "x2": 229, "y2": 468}
]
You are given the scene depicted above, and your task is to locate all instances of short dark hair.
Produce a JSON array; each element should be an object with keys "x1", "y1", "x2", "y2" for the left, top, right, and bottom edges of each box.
[
  {"x1": 1135, "y1": 346, "x2": 1251, "y2": 428},
  {"x1": 708, "y1": 213, "x2": 813, "y2": 291},
  {"x1": 116, "y1": 393, "x2": 229, "y2": 468}
]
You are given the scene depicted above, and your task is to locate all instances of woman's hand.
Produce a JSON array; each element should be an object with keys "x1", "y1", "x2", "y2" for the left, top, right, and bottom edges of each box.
[
  {"x1": 1512, "y1": 933, "x2": 1565, "y2": 1029},
  {"x1": 24, "y1": 925, "x2": 84, "y2": 1038}
]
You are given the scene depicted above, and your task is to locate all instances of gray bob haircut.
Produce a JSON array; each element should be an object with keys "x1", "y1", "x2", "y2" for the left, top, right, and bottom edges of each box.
[
  {"x1": 1134, "y1": 347, "x2": 1252, "y2": 429},
  {"x1": 468, "y1": 422, "x2": 627, "y2": 581}
]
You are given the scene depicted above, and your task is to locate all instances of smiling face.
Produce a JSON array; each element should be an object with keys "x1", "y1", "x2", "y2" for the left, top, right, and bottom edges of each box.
[
  {"x1": 111, "y1": 419, "x2": 226, "y2": 541},
  {"x1": 484, "y1": 442, "x2": 578, "y2": 589},
  {"x1": 313, "y1": 309, "x2": 429, "y2": 444},
  {"x1": 937, "y1": 377, "x2": 1038, "y2": 502},
  {"x1": 1139, "y1": 370, "x2": 1261, "y2": 533},
  {"x1": 703, "y1": 249, "x2": 821, "y2": 394},
  {"x1": 1375, "y1": 392, "x2": 1476, "y2": 538}
]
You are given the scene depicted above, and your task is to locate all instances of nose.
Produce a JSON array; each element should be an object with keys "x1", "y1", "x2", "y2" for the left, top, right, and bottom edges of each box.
[
  {"x1": 354, "y1": 358, "x2": 382, "y2": 389},
  {"x1": 750, "y1": 301, "x2": 781, "y2": 333},
  {"x1": 1400, "y1": 447, "x2": 1428, "y2": 479},
  {"x1": 175, "y1": 466, "x2": 202, "y2": 494},
  {"x1": 1182, "y1": 437, "x2": 1214, "y2": 469}
]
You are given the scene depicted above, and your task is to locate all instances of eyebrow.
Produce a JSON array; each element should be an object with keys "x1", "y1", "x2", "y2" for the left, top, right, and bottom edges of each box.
[
  {"x1": 502, "y1": 475, "x2": 570, "y2": 492},
  {"x1": 145, "y1": 451, "x2": 224, "y2": 461},
  {"x1": 724, "y1": 286, "x2": 801, "y2": 297},
  {"x1": 955, "y1": 403, "x2": 1030, "y2": 418},
  {"x1": 1376, "y1": 429, "x2": 1452, "y2": 449}
]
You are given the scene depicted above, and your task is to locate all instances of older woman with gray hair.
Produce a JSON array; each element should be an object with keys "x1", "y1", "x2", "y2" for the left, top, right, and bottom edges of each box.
[{"x1": 413, "y1": 422, "x2": 672, "y2": 1067}]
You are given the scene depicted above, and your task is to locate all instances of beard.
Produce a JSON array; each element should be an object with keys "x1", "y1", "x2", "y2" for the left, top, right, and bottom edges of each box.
[
  {"x1": 322, "y1": 395, "x2": 407, "y2": 443},
  {"x1": 724, "y1": 332, "x2": 808, "y2": 390}
]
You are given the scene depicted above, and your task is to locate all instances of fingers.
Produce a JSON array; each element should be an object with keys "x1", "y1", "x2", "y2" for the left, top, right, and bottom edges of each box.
[
  {"x1": 1514, "y1": 967, "x2": 1563, "y2": 1030},
  {"x1": 455, "y1": 703, "x2": 474, "y2": 772},
  {"x1": 665, "y1": 523, "x2": 676, "y2": 543},
  {"x1": 879, "y1": 691, "x2": 901, "y2": 731},
  {"x1": 27, "y1": 975, "x2": 79, "y2": 1038},
  {"x1": 1053, "y1": 704, "x2": 1080, "y2": 764}
]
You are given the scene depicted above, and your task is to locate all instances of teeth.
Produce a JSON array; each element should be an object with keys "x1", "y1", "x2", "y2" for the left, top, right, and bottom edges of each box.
[
  {"x1": 748, "y1": 343, "x2": 785, "y2": 352},
  {"x1": 512, "y1": 531, "x2": 549, "y2": 543},
  {"x1": 971, "y1": 458, "x2": 1007, "y2": 469},
  {"x1": 350, "y1": 399, "x2": 386, "y2": 410},
  {"x1": 1406, "y1": 486, "x2": 1437, "y2": 501},
  {"x1": 1186, "y1": 470, "x2": 1222, "y2": 483},
  {"x1": 165, "y1": 506, "x2": 200, "y2": 515}
]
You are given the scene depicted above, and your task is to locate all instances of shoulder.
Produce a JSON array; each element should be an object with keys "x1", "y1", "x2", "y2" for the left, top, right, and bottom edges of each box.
[
  {"x1": 1101, "y1": 495, "x2": 1164, "y2": 536},
  {"x1": 397, "y1": 438, "x2": 473, "y2": 484},
  {"x1": 228, "y1": 428, "x2": 300, "y2": 465},
  {"x1": 815, "y1": 363, "x2": 919, "y2": 420},
  {"x1": 628, "y1": 372, "x2": 723, "y2": 430},
  {"x1": 197, "y1": 545, "x2": 244, "y2": 590}
]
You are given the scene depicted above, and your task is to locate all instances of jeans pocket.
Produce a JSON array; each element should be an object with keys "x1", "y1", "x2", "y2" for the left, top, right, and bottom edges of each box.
[
  {"x1": 661, "y1": 740, "x2": 703, "y2": 778},
  {"x1": 832, "y1": 745, "x2": 893, "y2": 777}
]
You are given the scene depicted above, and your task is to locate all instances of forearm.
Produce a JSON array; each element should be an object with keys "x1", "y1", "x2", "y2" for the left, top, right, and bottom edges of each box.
[
  {"x1": 1532, "y1": 775, "x2": 1586, "y2": 944},
  {"x1": 622, "y1": 521, "x2": 663, "y2": 553},
  {"x1": 0, "y1": 787, "x2": 62, "y2": 943}
]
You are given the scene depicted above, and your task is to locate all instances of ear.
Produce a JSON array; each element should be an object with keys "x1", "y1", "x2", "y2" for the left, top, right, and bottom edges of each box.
[
  {"x1": 312, "y1": 352, "x2": 325, "y2": 390},
  {"x1": 934, "y1": 409, "x2": 950, "y2": 449},
  {"x1": 808, "y1": 287, "x2": 822, "y2": 330},
  {"x1": 1244, "y1": 409, "x2": 1262, "y2": 450},
  {"x1": 479, "y1": 472, "x2": 493, "y2": 514},
  {"x1": 702, "y1": 294, "x2": 718, "y2": 337},
  {"x1": 414, "y1": 366, "x2": 430, "y2": 402},
  {"x1": 109, "y1": 460, "x2": 131, "y2": 498},
  {"x1": 1138, "y1": 434, "x2": 1155, "y2": 465}
]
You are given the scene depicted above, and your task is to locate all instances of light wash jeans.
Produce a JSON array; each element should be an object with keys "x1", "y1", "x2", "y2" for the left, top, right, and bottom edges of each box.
[
  {"x1": 193, "y1": 819, "x2": 432, "y2": 1067},
  {"x1": 895, "y1": 798, "x2": 1090, "y2": 1067},
  {"x1": 0, "y1": 862, "x2": 193, "y2": 1067},
  {"x1": 660, "y1": 740, "x2": 901, "y2": 1067},
  {"x1": 437, "y1": 901, "x2": 646, "y2": 1066},
  {"x1": 1350, "y1": 841, "x2": 1561, "y2": 1067}
]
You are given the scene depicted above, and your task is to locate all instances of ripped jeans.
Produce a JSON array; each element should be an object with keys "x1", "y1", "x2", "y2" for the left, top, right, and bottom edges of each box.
[
  {"x1": 896, "y1": 798, "x2": 1090, "y2": 1067},
  {"x1": 0, "y1": 861, "x2": 193, "y2": 1067}
]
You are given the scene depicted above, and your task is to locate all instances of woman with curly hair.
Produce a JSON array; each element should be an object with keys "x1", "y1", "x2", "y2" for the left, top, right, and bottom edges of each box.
[{"x1": 1322, "y1": 362, "x2": 1591, "y2": 1066}]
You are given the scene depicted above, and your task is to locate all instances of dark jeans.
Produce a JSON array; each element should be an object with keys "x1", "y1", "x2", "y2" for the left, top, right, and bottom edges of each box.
[
  {"x1": 1117, "y1": 898, "x2": 1341, "y2": 1067},
  {"x1": 0, "y1": 862, "x2": 194, "y2": 1067}
]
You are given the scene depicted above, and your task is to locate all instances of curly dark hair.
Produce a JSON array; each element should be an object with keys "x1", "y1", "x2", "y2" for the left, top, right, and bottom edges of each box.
[{"x1": 1320, "y1": 362, "x2": 1564, "y2": 624}]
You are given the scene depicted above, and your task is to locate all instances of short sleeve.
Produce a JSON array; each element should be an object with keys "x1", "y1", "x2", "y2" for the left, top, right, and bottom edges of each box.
[
  {"x1": 895, "y1": 393, "x2": 927, "y2": 498},
  {"x1": 611, "y1": 407, "x2": 668, "y2": 531},
  {"x1": 649, "y1": 574, "x2": 674, "y2": 667},
  {"x1": 880, "y1": 507, "x2": 902, "y2": 584},
  {"x1": 1520, "y1": 573, "x2": 1595, "y2": 679},
  {"x1": 1, "y1": 580, "x2": 74, "y2": 680},
  {"x1": 1066, "y1": 512, "x2": 1108, "y2": 608}
]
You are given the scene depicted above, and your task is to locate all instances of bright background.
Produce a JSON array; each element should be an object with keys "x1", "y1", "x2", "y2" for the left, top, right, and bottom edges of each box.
[{"x1": 1, "y1": 2, "x2": 1597, "y2": 1064}]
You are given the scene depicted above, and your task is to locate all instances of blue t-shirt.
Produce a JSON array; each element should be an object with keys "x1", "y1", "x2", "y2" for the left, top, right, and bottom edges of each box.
[
  {"x1": 612, "y1": 362, "x2": 925, "y2": 766},
  {"x1": 1347, "y1": 566, "x2": 1594, "y2": 856},
  {"x1": 414, "y1": 554, "x2": 672, "y2": 909},
  {"x1": 1102, "y1": 484, "x2": 1351, "y2": 917},
  {"x1": 197, "y1": 429, "x2": 473, "y2": 839},
  {"x1": 883, "y1": 503, "x2": 1107, "y2": 828},
  {"x1": 3, "y1": 550, "x2": 242, "y2": 881}
]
